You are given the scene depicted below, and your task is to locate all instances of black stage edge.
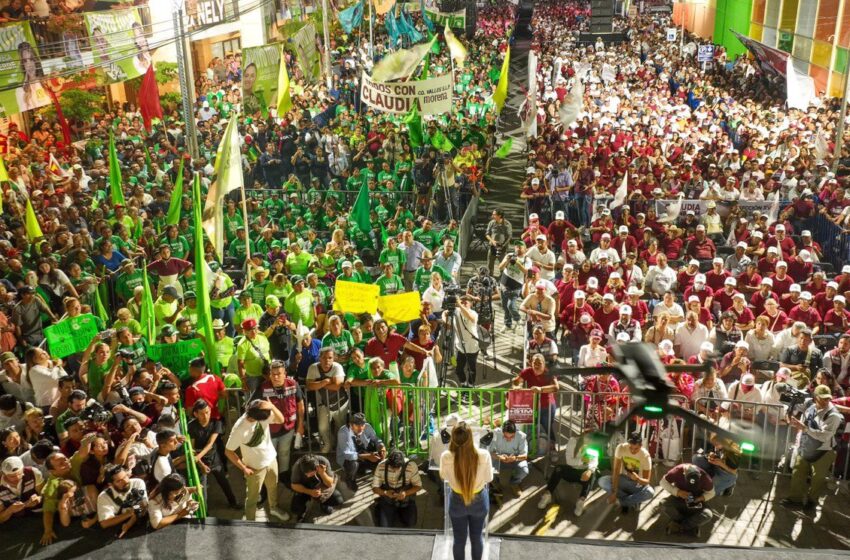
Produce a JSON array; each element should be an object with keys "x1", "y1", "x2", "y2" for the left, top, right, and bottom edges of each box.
[
  {"x1": 516, "y1": 0, "x2": 533, "y2": 39},
  {"x1": 577, "y1": 31, "x2": 629, "y2": 45},
  {"x1": 5, "y1": 516, "x2": 850, "y2": 560}
]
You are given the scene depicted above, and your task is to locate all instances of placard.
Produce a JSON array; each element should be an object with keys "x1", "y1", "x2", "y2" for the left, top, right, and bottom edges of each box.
[
  {"x1": 697, "y1": 44, "x2": 715, "y2": 63},
  {"x1": 333, "y1": 280, "x2": 380, "y2": 315},
  {"x1": 147, "y1": 338, "x2": 205, "y2": 379},
  {"x1": 377, "y1": 291, "x2": 421, "y2": 325},
  {"x1": 360, "y1": 71, "x2": 453, "y2": 115},
  {"x1": 44, "y1": 313, "x2": 100, "y2": 358}
]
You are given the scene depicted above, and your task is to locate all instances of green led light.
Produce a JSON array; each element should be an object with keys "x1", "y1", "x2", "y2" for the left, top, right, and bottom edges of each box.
[
  {"x1": 586, "y1": 447, "x2": 601, "y2": 459},
  {"x1": 643, "y1": 405, "x2": 664, "y2": 413},
  {"x1": 741, "y1": 442, "x2": 756, "y2": 454}
]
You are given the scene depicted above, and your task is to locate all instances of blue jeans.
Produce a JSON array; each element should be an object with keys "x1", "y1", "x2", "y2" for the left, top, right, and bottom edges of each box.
[
  {"x1": 598, "y1": 473, "x2": 655, "y2": 507},
  {"x1": 211, "y1": 303, "x2": 236, "y2": 337},
  {"x1": 500, "y1": 461, "x2": 529, "y2": 485},
  {"x1": 574, "y1": 193, "x2": 591, "y2": 226},
  {"x1": 449, "y1": 486, "x2": 490, "y2": 560},
  {"x1": 500, "y1": 289, "x2": 521, "y2": 327},
  {"x1": 538, "y1": 403, "x2": 556, "y2": 439},
  {"x1": 692, "y1": 454, "x2": 737, "y2": 496}
]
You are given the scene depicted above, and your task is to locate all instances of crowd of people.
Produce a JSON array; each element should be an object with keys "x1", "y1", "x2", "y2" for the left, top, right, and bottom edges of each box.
[{"x1": 1, "y1": 0, "x2": 850, "y2": 553}]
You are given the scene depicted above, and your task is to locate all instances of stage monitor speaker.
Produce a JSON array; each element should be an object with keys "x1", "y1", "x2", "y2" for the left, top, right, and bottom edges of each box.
[{"x1": 590, "y1": 0, "x2": 613, "y2": 33}]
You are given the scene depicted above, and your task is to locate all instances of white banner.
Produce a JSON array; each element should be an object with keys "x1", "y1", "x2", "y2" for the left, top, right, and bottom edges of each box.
[
  {"x1": 652, "y1": 199, "x2": 782, "y2": 218},
  {"x1": 360, "y1": 71, "x2": 453, "y2": 115}
]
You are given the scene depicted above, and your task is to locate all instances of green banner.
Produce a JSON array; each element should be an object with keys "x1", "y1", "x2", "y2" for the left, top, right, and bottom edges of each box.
[
  {"x1": 147, "y1": 338, "x2": 205, "y2": 379},
  {"x1": 44, "y1": 313, "x2": 100, "y2": 358},
  {"x1": 85, "y1": 8, "x2": 150, "y2": 84},
  {"x1": 242, "y1": 43, "x2": 282, "y2": 117},
  {"x1": 425, "y1": 8, "x2": 465, "y2": 28},
  {"x1": 292, "y1": 23, "x2": 321, "y2": 83},
  {"x1": 0, "y1": 21, "x2": 50, "y2": 117}
]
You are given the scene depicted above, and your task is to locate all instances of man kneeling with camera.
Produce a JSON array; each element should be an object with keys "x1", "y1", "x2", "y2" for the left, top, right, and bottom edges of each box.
[
  {"x1": 96, "y1": 464, "x2": 148, "y2": 538},
  {"x1": 371, "y1": 449, "x2": 421, "y2": 527}
]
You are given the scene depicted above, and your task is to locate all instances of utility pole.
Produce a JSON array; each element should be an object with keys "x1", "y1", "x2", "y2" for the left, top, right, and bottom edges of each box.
[
  {"x1": 173, "y1": 8, "x2": 199, "y2": 160},
  {"x1": 321, "y1": 0, "x2": 333, "y2": 90}
]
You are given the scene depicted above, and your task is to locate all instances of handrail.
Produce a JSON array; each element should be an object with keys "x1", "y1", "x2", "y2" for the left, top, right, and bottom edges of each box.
[{"x1": 178, "y1": 402, "x2": 207, "y2": 519}]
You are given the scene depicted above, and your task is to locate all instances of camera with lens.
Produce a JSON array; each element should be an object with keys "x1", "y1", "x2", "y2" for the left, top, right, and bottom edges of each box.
[
  {"x1": 100, "y1": 328, "x2": 116, "y2": 341},
  {"x1": 116, "y1": 348, "x2": 135, "y2": 361},
  {"x1": 122, "y1": 487, "x2": 147, "y2": 515},
  {"x1": 79, "y1": 401, "x2": 112, "y2": 424},
  {"x1": 507, "y1": 252, "x2": 517, "y2": 264},
  {"x1": 776, "y1": 383, "x2": 810, "y2": 413},
  {"x1": 442, "y1": 285, "x2": 464, "y2": 313}
]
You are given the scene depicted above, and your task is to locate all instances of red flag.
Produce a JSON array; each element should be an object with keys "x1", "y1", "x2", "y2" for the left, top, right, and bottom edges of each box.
[
  {"x1": 139, "y1": 64, "x2": 163, "y2": 133},
  {"x1": 45, "y1": 88, "x2": 71, "y2": 147}
]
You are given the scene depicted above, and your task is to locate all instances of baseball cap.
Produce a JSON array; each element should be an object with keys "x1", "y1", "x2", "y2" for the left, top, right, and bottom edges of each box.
[
  {"x1": 555, "y1": 211, "x2": 565, "y2": 220},
  {"x1": 535, "y1": 280, "x2": 547, "y2": 290},
  {"x1": 776, "y1": 261, "x2": 788, "y2": 269},
  {"x1": 627, "y1": 431, "x2": 642, "y2": 445},
  {"x1": 529, "y1": 213, "x2": 539, "y2": 221},
  {"x1": 700, "y1": 341, "x2": 714, "y2": 353},
  {"x1": 590, "y1": 329, "x2": 603, "y2": 339},
  {"x1": 0, "y1": 352, "x2": 15, "y2": 364},
  {"x1": 688, "y1": 295, "x2": 700, "y2": 303},
  {"x1": 767, "y1": 246, "x2": 778, "y2": 254},
  {"x1": 694, "y1": 274, "x2": 706, "y2": 283},
  {"x1": 535, "y1": 234, "x2": 547, "y2": 241},
  {"x1": 741, "y1": 373, "x2": 755, "y2": 386},
  {"x1": 733, "y1": 293, "x2": 745, "y2": 300},
  {"x1": 266, "y1": 295, "x2": 281, "y2": 307},
  {"x1": 618, "y1": 225, "x2": 629, "y2": 234},
  {"x1": 575, "y1": 290, "x2": 586, "y2": 299},
  {"x1": 1, "y1": 456, "x2": 24, "y2": 474},
  {"x1": 713, "y1": 257, "x2": 723, "y2": 265},
  {"x1": 735, "y1": 340, "x2": 749, "y2": 350},
  {"x1": 587, "y1": 278, "x2": 599, "y2": 288},
  {"x1": 580, "y1": 313, "x2": 592, "y2": 324},
  {"x1": 724, "y1": 277, "x2": 736, "y2": 286},
  {"x1": 835, "y1": 296, "x2": 847, "y2": 305},
  {"x1": 801, "y1": 291, "x2": 813, "y2": 300},
  {"x1": 616, "y1": 332, "x2": 630, "y2": 342},
  {"x1": 241, "y1": 318, "x2": 258, "y2": 330},
  {"x1": 603, "y1": 293, "x2": 615, "y2": 301},
  {"x1": 790, "y1": 284, "x2": 801, "y2": 292},
  {"x1": 619, "y1": 304, "x2": 632, "y2": 315},
  {"x1": 689, "y1": 259, "x2": 700, "y2": 267},
  {"x1": 162, "y1": 285, "x2": 179, "y2": 298},
  {"x1": 761, "y1": 278, "x2": 773, "y2": 286},
  {"x1": 814, "y1": 385, "x2": 833, "y2": 399},
  {"x1": 659, "y1": 339, "x2": 674, "y2": 355}
]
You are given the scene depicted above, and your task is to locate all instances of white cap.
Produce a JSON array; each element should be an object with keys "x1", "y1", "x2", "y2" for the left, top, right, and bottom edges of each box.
[
  {"x1": 601, "y1": 233, "x2": 611, "y2": 240},
  {"x1": 767, "y1": 246, "x2": 778, "y2": 253},
  {"x1": 575, "y1": 289, "x2": 586, "y2": 299},
  {"x1": 529, "y1": 213, "x2": 539, "y2": 221},
  {"x1": 696, "y1": 224, "x2": 706, "y2": 231},
  {"x1": 799, "y1": 250, "x2": 811, "y2": 262},
  {"x1": 580, "y1": 313, "x2": 592, "y2": 324},
  {"x1": 736, "y1": 242, "x2": 747, "y2": 249},
  {"x1": 619, "y1": 304, "x2": 632, "y2": 315},
  {"x1": 628, "y1": 286, "x2": 643, "y2": 296},
  {"x1": 689, "y1": 259, "x2": 700, "y2": 266},
  {"x1": 618, "y1": 225, "x2": 629, "y2": 234},
  {"x1": 776, "y1": 260, "x2": 787, "y2": 268},
  {"x1": 761, "y1": 278, "x2": 773, "y2": 286},
  {"x1": 843, "y1": 265, "x2": 850, "y2": 274},
  {"x1": 700, "y1": 341, "x2": 714, "y2": 352},
  {"x1": 659, "y1": 339, "x2": 674, "y2": 355},
  {"x1": 790, "y1": 284, "x2": 801, "y2": 292},
  {"x1": 828, "y1": 281, "x2": 840, "y2": 289},
  {"x1": 741, "y1": 373, "x2": 755, "y2": 385},
  {"x1": 526, "y1": 166, "x2": 536, "y2": 174},
  {"x1": 713, "y1": 257, "x2": 724, "y2": 265},
  {"x1": 835, "y1": 295, "x2": 847, "y2": 305},
  {"x1": 555, "y1": 210, "x2": 565, "y2": 220},
  {"x1": 535, "y1": 234, "x2": 547, "y2": 241},
  {"x1": 531, "y1": 178, "x2": 540, "y2": 185},
  {"x1": 733, "y1": 293, "x2": 745, "y2": 300},
  {"x1": 568, "y1": 239, "x2": 577, "y2": 246},
  {"x1": 776, "y1": 224, "x2": 785, "y2": 231},
  {"x1": 563, "y1": 263, "x2": 574, "y2": 271},
  {"x1": 616, "y1": 332, "x2": 630, "y2": 342},
  {"x1": 610, "y1": 272, "x2": 621, "y2": 279},
  {"x1": 688, "y1": 295, "x2": 700, "y2": 303},
  {"x1": 800, "y1": 291, "x2": 813, "y2": 300},
  {"x1": 695, "y1": 274, "x2": 706, "y2": 283},
  {"x1": 724, "y1": 277, "x2": 737, "y2": 286},
  {"x1": 753, "y1": 231, "x2": 764, "y2": 238},
  {"x1": 603, "y1": 293, "x2": 615, "y2": 301},
  {"x1": 341, "y1": 260, "x2": 353, "y2": 268},
  {"x1": 802, "y1": 230, "x2": 812, "y2": 237},
  {"x1": 735, "y1": 340, "x2": 750, "y2": 350}
]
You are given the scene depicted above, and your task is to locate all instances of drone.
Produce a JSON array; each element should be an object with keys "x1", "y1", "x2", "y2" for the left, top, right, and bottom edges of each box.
[{"x1": 552, "y1": 343, "x2": 761, "y2": 457}]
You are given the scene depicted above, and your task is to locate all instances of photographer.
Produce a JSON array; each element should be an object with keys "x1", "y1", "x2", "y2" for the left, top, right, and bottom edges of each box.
[
  {"x1": 252, "y1": 360, "x2": 305, "y2": 484},
  {"x1": 782, "y1": 385, "x2": 843, "y2": 510},
  {"x1": 450, "y1": 295, "x2": 480, "y2": 390},
  {"x1": 466, "y1": 266, "x2": 499, "y2": 336},
  {"x1": 692, "y1": 435, "x2": 740, "y2": 497},
  {"x1": 96, "y1": 464, "x2": 148, "y2": 538},
  {"x1": 660, "y1": 463, "x2": 714, "y2": 537},
  {"x1": 148, "y1": 473, "x2": 199, "y2": 530},
  {"x1": 290, "y1": 453, "x2": 344, "y2": 522},
  {"x1": 337, "y1": 412, "x2": 385, "y2": 491},
  {"x1": 486, "y1": 210, "x2": 513, "y2": 276},
  {"x1": 371, "y1": 448, "x2": 421, "y2": 528},
  {"x1": 498, "y1": 241, "x2": 528, "y2": 332}
]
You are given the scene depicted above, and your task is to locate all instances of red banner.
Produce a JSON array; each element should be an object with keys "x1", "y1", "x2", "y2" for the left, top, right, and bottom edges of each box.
[{"x1": 507, "y1": 390, "x2": 535, "y2": 424}]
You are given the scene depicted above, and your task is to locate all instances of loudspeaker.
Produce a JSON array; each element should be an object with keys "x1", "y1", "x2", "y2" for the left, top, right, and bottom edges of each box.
[{"x1": 590, "y1": 0, "x2": 613, "y2": 33}]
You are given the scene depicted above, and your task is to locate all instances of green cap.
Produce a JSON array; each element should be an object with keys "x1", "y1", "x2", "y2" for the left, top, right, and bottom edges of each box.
[
  {"x1": 0, "y1": 352, "x2": 16, "y2": 363},
  {"x1": 265, "y1": 295, "x2": 281, "y2": 307},
  {"x1": 183, "y1": 291, "x2": 196, "y2": 299},
  {"x1": 290, "y1": 275, "x2": 305, "y2": 284},
  {"x1": 161, "y1": 325, "x2": 177, "y2": 336}
]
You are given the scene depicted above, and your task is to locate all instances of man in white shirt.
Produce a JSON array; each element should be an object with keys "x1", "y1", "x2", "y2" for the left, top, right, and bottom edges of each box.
[
  {"x1": 225, "y1": 399, "x2": 290, "y2": 522},
  {"x1": 589, "y1": 233, "x2": 620, "y2": 265},
  {"x1": 653, "y1": 291, "x2": 685, "y2": 325},
  {"x1": 526, "y1": 235, "x2": 557, "y2": 281},
  {"x1": 97, "y1": 465, "x2": 148, "y2": 537},
  {"x1": 644, "y1": 254, "x2": 678, "y2": 298},
  {"x1": 434, "y1": 238, "x2": 463, "y2": 281},
  {"x1": 773, "y1": 321, "x2": 807, "y2": 356},
  {"x1": 674, "y1": 310, "x2": 710, "y2": 360},
  {"x1": 723, "y1": 373, "x2": 764, "y2": 424},
  {"x1": 597, "y1": 431, "x2": 655, "y2": 513}
]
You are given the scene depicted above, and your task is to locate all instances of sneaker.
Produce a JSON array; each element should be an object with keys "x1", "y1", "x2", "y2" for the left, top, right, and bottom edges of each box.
[
  {"x1": 345, "y1": 477, "x2": 358, "y2": 492},
  {"x1": 500, "y1": 324, "x2": 511, "y2": 334},
  {"x1": 321, "y1": 504, "x2": 336, "y2": 515},
  {"x1": 269, "y1": 508, "x2": 291, "y2": 523},
  {"x1": 574, "y1": 498, "x2": 585, "y2": 517},
  {"x1": 723, "y1": 486, "x2": 735, "y2": 497},
  {"x1": 537, "y1": 491, "x2": 553, "y2": 510}
]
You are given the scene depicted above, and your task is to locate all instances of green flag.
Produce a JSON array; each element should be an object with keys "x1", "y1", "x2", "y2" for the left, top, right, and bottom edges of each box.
[
  {"x1": 192, "y1": 173, "x2": 218, "y2": 374},
  {"x1": 108, "y1": 132, "x2": 126, "y2": 206},
  {"x1": 431, "y1": 129, "x2": 454, "y2": 152},
  {"x1": 494, "y1": 138, "x2": 513, "y2": 158},
  {"x1": 25, "y1": 197, "x2": 43, "y2": 242},
  {"x1": 404, "y1": 103, "x2": 423, "y2": 148},
  {"x1": 140, "y1": 261, "x2": 156, "y2": 342},
  {"x1": 277, "y1": 46, "x2": 292, "y2": 116},
  {"x1": 493, "y1": 46, "x2": 510, "y2": 114},
  {"x1": 351, "y1": 181, "x2": 372, "y2": 234},
  {"x1": 166, "y1": 158, "x2": 185, "y2": 226},
  {"x1": 94, "y1": 286, "x2": 109, "y2": 324}
]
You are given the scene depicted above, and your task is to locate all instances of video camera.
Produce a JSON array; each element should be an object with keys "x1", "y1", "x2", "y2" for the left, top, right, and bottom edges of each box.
[
  {"x1": 443, "y1": 285, "x2": 464, "y2": 314},
  {"x1": 776, "y1": 383, "x2": 810, "y2": 416},
  {"x1": 79, "y1": 401, "x2": 112, "y2": 424}
]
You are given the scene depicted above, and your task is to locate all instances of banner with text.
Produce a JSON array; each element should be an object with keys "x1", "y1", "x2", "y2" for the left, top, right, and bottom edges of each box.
[
  {"x1": 377, "y1": 291, "x2": 421, "y2": 325},
  {"x1": 147, "y1": 338, "x2": 205, "y2": 380},
  {"x1": 0, "y1": 21, "x2": 50, "y2": 116},
  {"x1": 360, "y1": 71, "x2": 453, "y2": 115},
  {"x1": 44, "y1": 313, "x2": 100, "y2": 358},
  {"x1": 652, "y1": 198, "x2": 785, "y2": 219},
  {"x1": 242, "y1": 43, "x2": 282, "y2": 117},
  {"x1": 333, "y1": 280, "x2": 380, "y2": 315},
  {"x1": 425, "y1": 7, "x2": 466, "y2": 27},
  {"x1": 292, "y1": 23, "x2": 321, "y2": 83},
  {"x1": 85, "y1": 8, "x2": 149, "y2": 84}
]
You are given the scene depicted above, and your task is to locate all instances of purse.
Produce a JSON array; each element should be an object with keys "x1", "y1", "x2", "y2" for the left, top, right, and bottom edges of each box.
[{"x1": 246, "y1": 336, "x2": 271, "y2": 376}]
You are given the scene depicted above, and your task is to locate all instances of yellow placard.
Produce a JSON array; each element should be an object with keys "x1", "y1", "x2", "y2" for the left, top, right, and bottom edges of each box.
[
  {"x1": 333, "y1": 280, "x2": 380, "y2": 315},
  {"x1": 372, "y1": 0, "x2": 395, "y2": 15},
  {"x1": 378, "y1": 291, "x2": 422, "y2": 325}
]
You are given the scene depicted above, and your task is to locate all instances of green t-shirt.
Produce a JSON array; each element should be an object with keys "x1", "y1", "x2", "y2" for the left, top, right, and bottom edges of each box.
[
  {"x1": 236, "y1": 334, "x2": 271, "y2": 377},
  {"x1": 286, "y1": 251, "x2": 313, "y2": 276},
  {"x1": 284, "y1": 290, "x2": 316, "y2": 327},
  {"x1": 234, "y1": 303, "x2": 264, "y2": 329},
  {"x1": 375, "y1": 274, "x2": 405, "y2": 296},
  {"x1": 321, "y1": 330, "x2": 355, "y2": 362}
]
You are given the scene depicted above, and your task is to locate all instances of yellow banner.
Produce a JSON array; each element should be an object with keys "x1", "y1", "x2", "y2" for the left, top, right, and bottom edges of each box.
[
  {"x1": 378, "y1": 291, "x2": 421, "y2": 325},
  {"x1": 333, "y1": 280, "x2": 380, "y2": 315},
  {"x1": 372, "y1": 0, "x2": 396, "y2": 15}
]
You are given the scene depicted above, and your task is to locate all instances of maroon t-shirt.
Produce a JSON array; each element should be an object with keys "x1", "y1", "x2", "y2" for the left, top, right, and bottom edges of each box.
[{"x1": 365, "y1": 333, "x2": 408, "y2": 367}]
